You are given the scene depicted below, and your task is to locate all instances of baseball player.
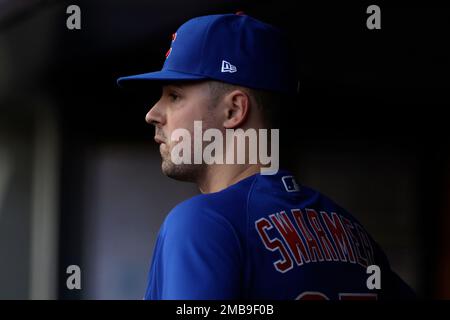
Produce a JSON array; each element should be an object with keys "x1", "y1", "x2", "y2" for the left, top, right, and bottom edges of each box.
[{"x1": 117, "y1": 13, "x2": 415, "y2": 300}]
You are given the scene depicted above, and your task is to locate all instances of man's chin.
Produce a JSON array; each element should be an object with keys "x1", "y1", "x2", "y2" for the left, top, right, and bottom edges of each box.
[{"x1": 161, "y1": 161, "x2": 201, "y2": 183}]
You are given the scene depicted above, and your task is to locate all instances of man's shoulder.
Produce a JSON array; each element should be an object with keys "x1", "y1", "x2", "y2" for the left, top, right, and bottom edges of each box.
[{"x1": 159, "y1": 193, "x2": 244, "y2": 253}]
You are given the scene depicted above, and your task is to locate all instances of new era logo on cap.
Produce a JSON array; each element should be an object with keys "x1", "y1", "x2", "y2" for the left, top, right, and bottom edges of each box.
[{"x1": 221, "y1": 60, "x2": 237, "y2": 73}]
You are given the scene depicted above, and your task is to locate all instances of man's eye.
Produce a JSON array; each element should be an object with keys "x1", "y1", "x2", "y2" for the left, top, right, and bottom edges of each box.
[{"x1": 168, "y1": 93, "x2": 180, "y2": 101}]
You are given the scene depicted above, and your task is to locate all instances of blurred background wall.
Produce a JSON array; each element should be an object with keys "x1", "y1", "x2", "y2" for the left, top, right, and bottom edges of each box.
[{"x1": 0, "y1": 0, "x2": 448, "y2": 299}]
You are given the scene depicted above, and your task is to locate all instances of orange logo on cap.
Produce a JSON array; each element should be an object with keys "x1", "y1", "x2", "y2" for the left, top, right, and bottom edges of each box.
[{"x1": 165, "y1": 47, "x2": 172, "y2": 59}]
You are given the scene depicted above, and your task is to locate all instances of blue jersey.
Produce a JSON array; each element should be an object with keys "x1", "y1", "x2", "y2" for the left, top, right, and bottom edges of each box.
[{"x1": 144, "y1": 169, "x2": 415, "y2": 300}]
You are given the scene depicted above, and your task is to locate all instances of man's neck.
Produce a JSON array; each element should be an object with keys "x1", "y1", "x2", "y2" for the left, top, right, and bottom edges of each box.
[{"x1": 197, "y1": 164, "x2": 262, "y2": 194}]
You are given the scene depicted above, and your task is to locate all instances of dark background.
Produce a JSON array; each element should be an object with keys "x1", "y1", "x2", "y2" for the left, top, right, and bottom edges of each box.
[{"x1": 0, "y1": 0, "x2": 448, "y2": 299}]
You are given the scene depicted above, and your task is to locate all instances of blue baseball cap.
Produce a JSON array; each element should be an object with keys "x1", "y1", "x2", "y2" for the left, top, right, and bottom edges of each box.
[{"x1": 117, "y1": 13, "x2": 298, "y2": 94}]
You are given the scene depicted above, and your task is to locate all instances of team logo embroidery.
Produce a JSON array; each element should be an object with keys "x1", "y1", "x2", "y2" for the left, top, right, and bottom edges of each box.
[
  {"x1": 221, "y1": 60, "x2": 237, "y2": 73},
  {"x1": 165, "y1": 32, "x2": 177, "y2": 59},
  {"x1": 281, "y1": 176, "x2": 300, "y2": 192}
]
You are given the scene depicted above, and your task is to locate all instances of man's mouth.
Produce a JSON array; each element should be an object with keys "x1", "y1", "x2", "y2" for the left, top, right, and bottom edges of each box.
[{"x1": 154, "y1": 136, "x2": 166, "y2": 144}]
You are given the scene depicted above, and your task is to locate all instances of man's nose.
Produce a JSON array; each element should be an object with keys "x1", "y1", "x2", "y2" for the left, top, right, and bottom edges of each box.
[{"x1": 145, "y1": 101, "x2": 165, "y2": 126}]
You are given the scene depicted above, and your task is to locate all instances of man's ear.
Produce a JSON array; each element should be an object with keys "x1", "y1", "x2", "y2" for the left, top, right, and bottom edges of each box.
[{"x1": 222, "y1": 89, "x2": 250, "y2": 129}]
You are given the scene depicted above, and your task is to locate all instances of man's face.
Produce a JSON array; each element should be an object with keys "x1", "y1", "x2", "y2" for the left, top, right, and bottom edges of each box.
[{"x1": 145, "y1": 81, "x2": 221, "y2": 181}]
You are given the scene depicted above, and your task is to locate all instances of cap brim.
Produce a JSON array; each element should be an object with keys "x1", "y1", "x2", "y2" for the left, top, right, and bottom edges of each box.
[{"x1": 117, "y1": 70, "x2": 208, "y2": 88}]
